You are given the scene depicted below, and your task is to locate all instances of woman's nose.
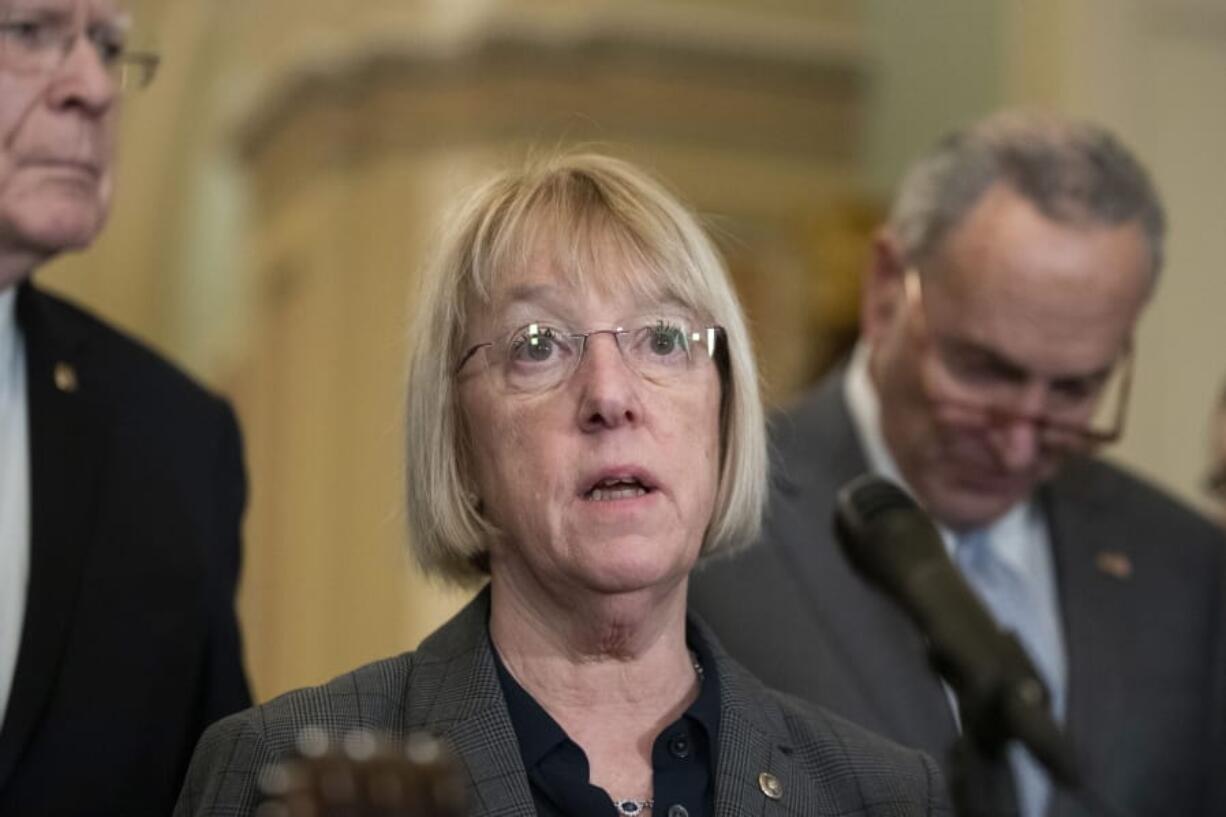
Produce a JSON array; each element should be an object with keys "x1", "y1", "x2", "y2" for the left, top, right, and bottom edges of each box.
[{"x1": 573, "y1": 332, "x2": 643, "y2": 431}]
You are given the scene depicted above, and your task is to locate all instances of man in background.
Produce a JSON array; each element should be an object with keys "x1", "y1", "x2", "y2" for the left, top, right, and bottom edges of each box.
[
  {"x1": 0, "y1": 1, "x2": 250, "y2": 814},
  {"x1": 693, "y1": 111, "x2": 1226, "y2": 817}
]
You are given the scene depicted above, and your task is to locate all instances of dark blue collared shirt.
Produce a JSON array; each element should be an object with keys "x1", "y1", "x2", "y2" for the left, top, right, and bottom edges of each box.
[{"x1": 493, "y1": 621, "x2": 721, "y2": 817}]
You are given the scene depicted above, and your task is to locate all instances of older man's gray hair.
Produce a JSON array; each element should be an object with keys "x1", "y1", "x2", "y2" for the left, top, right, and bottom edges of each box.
[{"x1": 889, "y1": 110, "x2": 1167, "y2": 277}]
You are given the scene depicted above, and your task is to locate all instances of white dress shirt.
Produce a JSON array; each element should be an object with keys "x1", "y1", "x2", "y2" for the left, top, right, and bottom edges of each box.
[{"x1": 0, "y1": 286, "x2": 30, "y2": 728}]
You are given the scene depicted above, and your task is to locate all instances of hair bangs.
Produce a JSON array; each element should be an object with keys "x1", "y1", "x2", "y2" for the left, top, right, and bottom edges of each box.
[{"x1": 460, "y1": 163, "x2": 711, "y2": 322}]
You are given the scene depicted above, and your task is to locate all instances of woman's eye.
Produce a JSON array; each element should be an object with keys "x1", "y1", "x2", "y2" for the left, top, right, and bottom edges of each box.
[
  {"x1": 509, "y1": 326, "x2": 561, "y2": 363},
  {"x1": 524, "y1": 334, "x2": 554, "y2": 362},
  {"x1": 645, "y1": 322, "x2": 688, "y2": 357}
]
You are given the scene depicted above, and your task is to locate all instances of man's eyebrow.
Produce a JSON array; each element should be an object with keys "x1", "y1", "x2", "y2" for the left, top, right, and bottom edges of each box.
[
  {"x1": 944, "y1": 337, "x2": 1029, "y2": 377},
  {"x1": 2, "y1": 4, "x2": 66, "y2": 20},
  {"x1": 1053, "y1": 364, "x2": 1115, "y2": 387},
  {"x1": 945, "y1": 336, "x2": 1118, "y2": 384},
  {"x1": 91, "y1": 11, "x2": 131, "y2": 34},
  {"x1": 103, "y1": 12, "x2": 131, "y2": 32},
  {"x1": 3, "y1": 4, "x2": 133, "y2": 32}
]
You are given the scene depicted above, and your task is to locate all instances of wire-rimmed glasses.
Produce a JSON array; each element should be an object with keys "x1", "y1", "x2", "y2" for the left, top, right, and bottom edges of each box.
[
  {"x1": 456, "y1": 317, "x2": 725, "y2": 395},
  {"x1": 903, "y1": 267, "x2": 1133, "y2": 451},
  {"x1": 0, "y1": 10, "x2": 160, "y2": 92}
]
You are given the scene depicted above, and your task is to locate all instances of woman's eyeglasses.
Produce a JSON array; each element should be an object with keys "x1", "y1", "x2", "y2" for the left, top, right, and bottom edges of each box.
[{"x1": 457, "y1": 317, "x2": 724, "y2": 395}]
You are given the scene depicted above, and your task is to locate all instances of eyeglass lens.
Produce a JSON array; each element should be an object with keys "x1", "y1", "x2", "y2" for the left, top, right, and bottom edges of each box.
[
  {"x1": 0, "y1": 5, "x2": 157, "y2": 90},
  {"x1": 474, "y1": 319, "x2": 720, "y2": 394}
]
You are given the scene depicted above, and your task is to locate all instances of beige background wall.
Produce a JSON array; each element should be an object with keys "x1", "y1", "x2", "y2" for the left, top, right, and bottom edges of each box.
[{"x1": 36, "y1": 0, "x2": 1226, "y2": 701}]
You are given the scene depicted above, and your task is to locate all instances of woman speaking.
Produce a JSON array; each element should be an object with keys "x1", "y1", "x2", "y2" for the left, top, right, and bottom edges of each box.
[{"x1": 176, "y1": 154, "x2": 947, "y2": 817}]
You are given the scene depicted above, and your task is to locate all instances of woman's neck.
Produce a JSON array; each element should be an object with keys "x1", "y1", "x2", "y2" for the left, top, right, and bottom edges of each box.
[
  {"x1": 488, "y1": 572, "x2": 701, "y2": 801},
  {"x1": 489, "y1": 570, "x2": 693, "y2": 702}
]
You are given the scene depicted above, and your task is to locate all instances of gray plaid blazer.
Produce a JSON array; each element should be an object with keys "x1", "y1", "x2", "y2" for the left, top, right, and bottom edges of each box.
[{"x1": 175, "y1": 588, "x2": 949, "y2": 816}]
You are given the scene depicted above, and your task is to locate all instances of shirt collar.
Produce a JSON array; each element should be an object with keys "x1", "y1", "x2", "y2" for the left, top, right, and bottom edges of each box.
[
  {"x1": 842, "y1": 339, "x2": 1038, "y2": 556},
  {"x1": 843, "y1": 340, "x2": 906, "y2": 489},
  {"x1": 683, "y1": 618, "x2": 721, "y2": 743},
  {"x1": 492, "y1": 640, "x2": 570, "y2": 769}
]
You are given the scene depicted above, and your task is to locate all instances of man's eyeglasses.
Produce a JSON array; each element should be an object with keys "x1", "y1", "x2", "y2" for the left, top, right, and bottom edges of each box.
[
  {"x1": 0, "y1": 12, "x2": 159, "y2": 92},
  {"x1": 903, "y1": 267, "x2": 1134, "y2": 451},
  {"x1": 456, "y1": 317, "x2": 724, "y2": 395}
]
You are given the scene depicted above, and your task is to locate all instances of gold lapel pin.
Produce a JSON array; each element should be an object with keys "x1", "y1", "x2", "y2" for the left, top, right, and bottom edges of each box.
[
  {"x1": 54, "y1": 362, "x2": 78, "y2": 393},
  {"x1": 758, "y1": 771, "x2": 783, "y2": 801},
  {"x1": 1095, "y1": 550, "x2": 1133, "y2": 580}
]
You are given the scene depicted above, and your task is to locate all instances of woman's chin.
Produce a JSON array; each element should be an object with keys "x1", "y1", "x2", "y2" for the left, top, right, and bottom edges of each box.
[{"x1": 569, "y1": 551, "x2": 692, "y2": 600}]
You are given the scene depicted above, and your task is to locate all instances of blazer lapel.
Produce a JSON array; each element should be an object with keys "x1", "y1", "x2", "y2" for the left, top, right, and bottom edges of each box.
[
  {"x1": 712, "y1": 640, "x2": 877, "y2": 817},
  {"x1": 714, "y1": 700, "x2": 814, "y2": 817},
  {"x1": 443, "y1": 703, "x2": 537, "y2": 817},
  {"x1": 406, "y1": 588, "x2": 536, "y2": 817},
  {"x1": 1040, "y1": 468, "x2": 1133, "y2": 817},
  {"x1": 772, "y1": 375, "x2": 957, "y2": 755},
  {"x1": 0, "y1": 285, "x2": 107, "y2": 791}
]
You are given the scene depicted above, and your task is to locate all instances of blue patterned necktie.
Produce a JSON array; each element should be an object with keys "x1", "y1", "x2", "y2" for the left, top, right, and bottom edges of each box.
[{"x1": 954, "y1": 529, "x2": 1063, "y2": 817}]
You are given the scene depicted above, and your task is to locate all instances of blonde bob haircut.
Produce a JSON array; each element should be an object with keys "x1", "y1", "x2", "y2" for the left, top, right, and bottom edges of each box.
[{"x1": 405, "y1": 153, "x2": 766, "y2": 585}]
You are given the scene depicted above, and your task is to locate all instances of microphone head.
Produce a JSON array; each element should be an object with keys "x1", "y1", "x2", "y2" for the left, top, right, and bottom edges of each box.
[
  {"x1": 834, "y1": 475, "x2": 1083, "y2": 789},
  {"x1": 834, "y1": 474, "x2": 947, "y2": 595},
  {"x1": 836, "y1": 473, "x2": 915, "y2": 525}
]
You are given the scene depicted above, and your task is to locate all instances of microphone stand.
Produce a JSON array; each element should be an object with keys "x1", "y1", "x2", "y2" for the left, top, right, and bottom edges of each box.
[
  {"x1": 945, "y1": 673, "x2": 1131, "y2": 817},
  {"x1": 928, "y1": 630, "x2": 1071, "y2": 817},
  {"x1": 831, "y1": 475, "x2": 1122, "y2": 817},
  {"x1": 948, "y1": 729, "x2": 1019, "y2": 817}
]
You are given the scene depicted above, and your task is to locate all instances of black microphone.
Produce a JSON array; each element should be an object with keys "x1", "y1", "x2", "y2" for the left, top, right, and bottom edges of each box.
[{"x1": 834, "y1": 474, "x2": 1080, "y2": 788}]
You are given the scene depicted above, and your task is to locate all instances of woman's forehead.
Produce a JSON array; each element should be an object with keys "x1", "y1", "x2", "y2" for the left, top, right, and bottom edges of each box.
[
  {"x1": 473, "y1": 275, "x2": 689, "y2": 327},
  {"x1": 477, "y1": 237, "x2": 676, "y2": 314}
]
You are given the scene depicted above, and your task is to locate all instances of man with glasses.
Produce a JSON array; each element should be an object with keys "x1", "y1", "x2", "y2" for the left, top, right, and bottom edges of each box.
[
  {"x1": 0, "y1": 2, "x2": 249, "y2": 815},
  {"x1": 693, "y1": 111, "x2": 1226, "y2": 817}
]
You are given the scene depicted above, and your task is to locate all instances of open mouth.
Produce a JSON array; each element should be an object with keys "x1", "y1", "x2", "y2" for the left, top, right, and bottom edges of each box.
[{"x1": 583, "y1": 476, "x2": 654, "y2": 502}]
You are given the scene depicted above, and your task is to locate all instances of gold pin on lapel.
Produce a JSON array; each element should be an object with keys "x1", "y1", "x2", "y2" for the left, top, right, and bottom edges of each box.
[
  {"x1": 758, "y1": 772, "x2": 783, "y2": 801},
  {"x1": 1095, "y1": 550, "x2": 1133, "y2": 580},
  {"x1": 53, "y1": 362, "x2": 78, "y2": 393}
]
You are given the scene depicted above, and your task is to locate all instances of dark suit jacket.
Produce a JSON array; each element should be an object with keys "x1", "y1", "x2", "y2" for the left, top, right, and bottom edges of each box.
[
  {"x1": 0, "y1": 284, "x2": 252, "y2": 816},
  {"x1": 175, "y1": 587, "x2": 951, "y2": 817},
  {"x1": 691, "y1": 371, "x2": 1226, "y2": 817}
]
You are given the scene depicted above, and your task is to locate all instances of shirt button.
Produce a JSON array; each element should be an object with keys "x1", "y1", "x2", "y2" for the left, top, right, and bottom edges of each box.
[
  {"x1": 667, "y1": 806, "x2": 689, "y2": 817},
  {"x1": 667, "y1": 732, "x2": 691, "y2": 759}
]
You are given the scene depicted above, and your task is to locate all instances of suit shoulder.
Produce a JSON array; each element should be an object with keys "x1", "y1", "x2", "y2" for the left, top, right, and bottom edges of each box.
[
  {"x1": 254, "y1": 652, "x2": 419, "y2": 745},
  {"x1": 1056, "y1": 457, "x2": 1226, "y2": 559},
  {"x1": 770, "y1": 372, "x2": 847, "y2": 455},
  {"x1": 713, "y1": 644, "x2": 949, "y2": 815},
  {"x1": 176, "y1": 654, "x2": 419, "y2": 814},
  {"x1": 29, "y1": 287, "x2": 228, "y2": 413}
]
